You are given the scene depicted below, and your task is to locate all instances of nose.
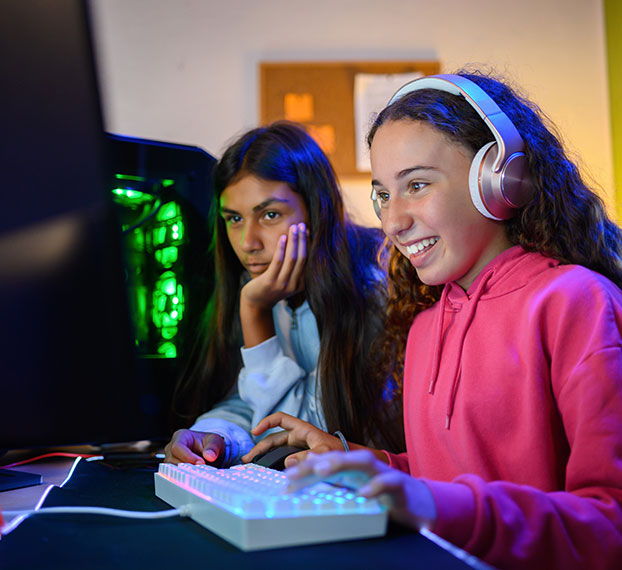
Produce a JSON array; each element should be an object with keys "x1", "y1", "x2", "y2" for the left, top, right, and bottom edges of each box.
[
  {"x1": 381, "y1": 194, "x2": 415, "y2": 238},
  {"x1": 240, "y1": 220, "x2": 262, "y2": 252}
]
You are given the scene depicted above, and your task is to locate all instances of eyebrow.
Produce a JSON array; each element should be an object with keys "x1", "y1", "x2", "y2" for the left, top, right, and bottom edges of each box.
[
  {"x1": 220, "y1": 197, "x2": 291, "y2": 215},
  {"x1": 371, "y1": 165, "x2": 438, "y2": 187}
]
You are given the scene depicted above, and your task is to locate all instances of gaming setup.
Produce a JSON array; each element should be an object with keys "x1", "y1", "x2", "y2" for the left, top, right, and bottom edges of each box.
[{"x1": 0, "y1": 1, "x2": 487, "y2": 567}]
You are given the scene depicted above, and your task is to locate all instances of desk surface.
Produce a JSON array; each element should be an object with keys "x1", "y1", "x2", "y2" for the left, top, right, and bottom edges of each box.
[{"x1": 0, "y1": 455, "x2": 487, "y2": 570}]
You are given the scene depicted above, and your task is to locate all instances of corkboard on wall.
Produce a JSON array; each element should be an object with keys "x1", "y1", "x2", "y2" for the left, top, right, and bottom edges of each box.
[{"x1": 259, "y1": 61, "x2": 440, "y2": 178}]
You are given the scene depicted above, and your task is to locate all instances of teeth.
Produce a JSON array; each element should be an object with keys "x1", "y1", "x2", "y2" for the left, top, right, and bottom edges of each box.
[{"x1": 406, "y1": 237, "x2": 437, "y2": 255}]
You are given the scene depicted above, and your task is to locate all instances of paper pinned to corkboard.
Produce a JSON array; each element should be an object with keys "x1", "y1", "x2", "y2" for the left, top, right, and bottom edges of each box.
[{"x1": 353, "y1": 71, "x2": 424, "y2": 171}]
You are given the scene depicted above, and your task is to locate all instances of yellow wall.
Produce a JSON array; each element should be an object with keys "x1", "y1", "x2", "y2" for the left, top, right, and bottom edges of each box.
[{"x1": 605, "y1": 0, "x2": 622, "y2": 222}]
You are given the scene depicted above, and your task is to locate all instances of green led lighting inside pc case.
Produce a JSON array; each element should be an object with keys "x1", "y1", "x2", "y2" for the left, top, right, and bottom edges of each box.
[
  {"x1": 107, "y1": 134, "x2": 216, "y2": 373},
  {"x1": 112, "y1": 175, "x2": 186, "y2": 358}
]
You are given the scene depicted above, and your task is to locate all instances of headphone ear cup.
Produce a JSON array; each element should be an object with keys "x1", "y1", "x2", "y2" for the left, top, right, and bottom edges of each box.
[
  {"x1": 469, "y1": 141, "x2": 533, "y2": 220},
  {"x1": 468, "y1": 142, "x2": 501, "y2": 220}
]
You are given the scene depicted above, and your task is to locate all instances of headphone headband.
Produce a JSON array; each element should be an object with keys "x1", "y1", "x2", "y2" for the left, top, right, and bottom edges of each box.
[
  {"x1": 373, "y1": 73, "x2": 533, "y2": 220},
  {"x1": 388, "y1": 74, "x2": 524, "y2": 173}
]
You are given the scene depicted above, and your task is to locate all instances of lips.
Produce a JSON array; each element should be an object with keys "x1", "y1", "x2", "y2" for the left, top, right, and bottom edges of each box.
[{"x1": 245, "y1": 262, "x2": 269, "y2": 274}]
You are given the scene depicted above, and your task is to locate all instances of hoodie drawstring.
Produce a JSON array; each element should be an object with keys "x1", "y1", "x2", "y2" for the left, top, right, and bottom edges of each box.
[
  {"x1": 444, "y1": 271, "x2": 493, "y2": 429},
  {"x1": 428, "y1": 284, "x2": 450, "y2": 395},
  {"x1": 425, "y1": 271, "x2": 494, "y2": 429}
]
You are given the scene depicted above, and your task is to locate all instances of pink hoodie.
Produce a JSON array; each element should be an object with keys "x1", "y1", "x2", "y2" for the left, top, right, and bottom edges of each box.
[{"x1": 385, "y1": 246, "x2": 622, "y2": 569}]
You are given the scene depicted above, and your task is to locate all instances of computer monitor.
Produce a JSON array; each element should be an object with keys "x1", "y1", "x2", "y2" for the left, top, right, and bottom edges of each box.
[{"x1": 0, "y1": 0, "x2": 215, "y2": 480}]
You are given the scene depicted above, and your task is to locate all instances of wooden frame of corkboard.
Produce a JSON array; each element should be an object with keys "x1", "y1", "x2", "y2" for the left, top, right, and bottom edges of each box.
[{"x1": 259, "y1": 61, "x2": 440, "y2": 178}]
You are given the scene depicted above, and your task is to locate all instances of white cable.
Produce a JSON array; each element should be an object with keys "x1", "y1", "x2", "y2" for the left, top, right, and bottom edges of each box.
[
  {"x1": 3, "y1": 456, "x2": 94, "y2": 536},
  {"x1": 1, "y1": 456, "x2": 188, "y2": 537},
  {"x1": 1, "y1": 484, "x2": 56, "y2": 537},
  {"x1": 420, "y1": 528, "x2": 495, "y2": 570},
  {"x1": 59, "y1": 456, "x2": 83, "y2": 487},
  {"x1": 3, "y1": 456, "x2": 85, "y2": 534},
  {"x1": 2, "y1": 505, "x2": 190, "y2": 520}
]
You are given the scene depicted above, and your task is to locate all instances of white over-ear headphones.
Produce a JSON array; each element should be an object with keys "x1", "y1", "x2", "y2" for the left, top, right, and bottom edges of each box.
[{"x1": 373, "y1": 73, "x2": 533, "y2": 220}]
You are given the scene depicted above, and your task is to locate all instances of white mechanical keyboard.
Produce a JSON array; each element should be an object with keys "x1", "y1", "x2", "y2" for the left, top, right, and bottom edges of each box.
[{"x1": 154, "y1": 462, "x2": 388, "y2": 551}]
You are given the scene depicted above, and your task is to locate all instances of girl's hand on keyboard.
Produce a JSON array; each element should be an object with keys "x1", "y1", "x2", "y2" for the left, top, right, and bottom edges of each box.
[
  {"x1": 240, "y1": 412, "x2": 344, "y2": 468},
  {"x1": 285, "y1": 450, "x2": 437, "y2": 532},
  {"x1": 163, "y1": 429, "x2": 226, "y2": 467}
]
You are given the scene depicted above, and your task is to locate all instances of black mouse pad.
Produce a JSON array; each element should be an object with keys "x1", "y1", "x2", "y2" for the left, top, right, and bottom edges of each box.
[{"x1": 0, "y1": 459, "x2": 479, "y2": 570}]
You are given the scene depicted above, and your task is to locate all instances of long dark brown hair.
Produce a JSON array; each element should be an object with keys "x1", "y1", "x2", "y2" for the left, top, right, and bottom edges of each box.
[
  {"x1": 173, "y1": 121, "x2": 404, "y2": 451},
  {"x1": 368, "y1": 69, "x2": 622, "y2": 395}
]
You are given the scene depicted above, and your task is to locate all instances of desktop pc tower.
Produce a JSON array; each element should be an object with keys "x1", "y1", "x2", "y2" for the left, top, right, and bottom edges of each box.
[{"x1": 106, "y1": 134, "x2": 217, "y2": 434}]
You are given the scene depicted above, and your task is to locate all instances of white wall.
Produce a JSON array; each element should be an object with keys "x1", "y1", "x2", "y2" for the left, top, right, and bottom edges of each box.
[{"x1": 90, "y1": 0, "x2": 613, "y2": 225}]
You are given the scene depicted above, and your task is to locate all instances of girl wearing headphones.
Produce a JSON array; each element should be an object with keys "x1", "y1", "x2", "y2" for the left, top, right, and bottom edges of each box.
[
  {"x1": 245, "y1": 72, "x2": 622, "y2": 569},
  {"x1": 164, "y1": 121, "x2": 402, "y2": 468}
]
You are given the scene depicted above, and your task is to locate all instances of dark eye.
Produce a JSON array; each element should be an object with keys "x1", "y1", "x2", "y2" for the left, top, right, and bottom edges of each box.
[
  {"x1": 376, "y1": 191, "x2": 391, "y2": 205},
  {"x1": 263, "y1": 210, "x2": 281, "y2": 221},
  {"x1": 408, "y1": 181, "x2": 427, "y2": 193},
  {"x1": 224, "y1": 214, "x2": 242, "y2": 225}
]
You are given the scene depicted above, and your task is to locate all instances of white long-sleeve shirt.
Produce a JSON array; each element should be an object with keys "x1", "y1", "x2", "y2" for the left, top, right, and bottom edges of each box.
[{"x1": 191, "y1": 299, "x2": 325, "y2": 466}]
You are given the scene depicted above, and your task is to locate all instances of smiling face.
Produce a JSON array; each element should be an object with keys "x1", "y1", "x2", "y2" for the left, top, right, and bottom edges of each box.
[
  {"x1": 219, "y1": 174, "x2": 309, "y2": 278},
  {"x1": 370, "y1": 119, "x2": 512, "y2": 290}
]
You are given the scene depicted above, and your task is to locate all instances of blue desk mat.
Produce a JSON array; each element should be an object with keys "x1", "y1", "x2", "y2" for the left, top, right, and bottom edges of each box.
[{"x1": 0, "y1": 458, "x2": 477, "y2": 570}]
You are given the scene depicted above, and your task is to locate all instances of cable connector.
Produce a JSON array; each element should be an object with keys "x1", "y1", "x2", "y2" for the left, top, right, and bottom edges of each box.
[{"x1": 178, "y1": 504, "x2": 192, "y2": 517}]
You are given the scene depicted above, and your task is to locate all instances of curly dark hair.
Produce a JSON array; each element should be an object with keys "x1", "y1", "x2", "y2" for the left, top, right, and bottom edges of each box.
[{"x1": 367, "y1": 69, "x2": 622, "y2": 397}]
